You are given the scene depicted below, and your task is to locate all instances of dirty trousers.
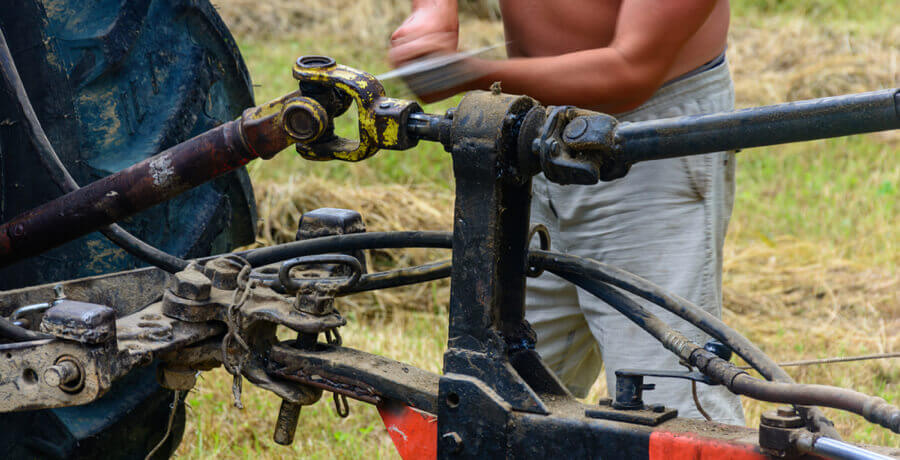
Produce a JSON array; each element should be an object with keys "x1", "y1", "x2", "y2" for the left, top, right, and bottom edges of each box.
[{"x1": 526, "y1": 59, "x2": 746, "y2": 425}]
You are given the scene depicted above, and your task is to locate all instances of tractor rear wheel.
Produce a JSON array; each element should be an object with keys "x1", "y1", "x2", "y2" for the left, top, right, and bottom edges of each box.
[{"x1": 0, "y1": 0, "x2": 257, "y2": 457}]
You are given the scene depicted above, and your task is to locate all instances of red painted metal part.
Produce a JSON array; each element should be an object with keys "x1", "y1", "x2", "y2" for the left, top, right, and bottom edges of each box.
[
  {"x1": 378, "y1": 402, "x2": 437, "y2": 460},
  {"x1": 649, "y1": 431, "x2": 766, "y2": 460}
]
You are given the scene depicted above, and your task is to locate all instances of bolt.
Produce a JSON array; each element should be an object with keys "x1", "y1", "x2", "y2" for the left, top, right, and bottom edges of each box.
[
  {"x1": 649, "y1": 403, "x2": 666, "y2": 413},
  {"x1": 205, "y1": 257, "x2": 242, "y2": 290},
  {"x1": 11, "y1": 223, "x2": 25, "y2": 237},
  {"x1": 43, "y1": 360, "x2": 79, "y2": 387},
  {"x1": 776, "y1": 406, "x2": 797, "y2": 417},
  {"x1": 284, "y1": 103, "x2": 325, "y2": 141},
  {"x1": 549, "y1": 139, "x2": 560, "y2": 157},
  {"x1": 273, "y1": 400, "x2": 303, "y2": 445},
  {"x1": 441, "y1": 431, "x2": 463, "y2": 453},
  {"x1": 169, "y1": 269, "x2": 211, "y2": 301},
  {"x1": 564, "y1": 118, "x2": 588, "y2": 140},
  {"x1": 52, "y1": 284, "x2": 66, "y2": 301}
]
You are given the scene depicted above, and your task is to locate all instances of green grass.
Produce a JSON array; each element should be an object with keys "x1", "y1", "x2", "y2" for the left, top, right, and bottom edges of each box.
[{"x1": 730, "y1": 135, "x2": 898, "y2": 267}]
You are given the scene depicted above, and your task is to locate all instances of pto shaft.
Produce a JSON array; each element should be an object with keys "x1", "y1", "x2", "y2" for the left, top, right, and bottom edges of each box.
[
  {"x1": 609, "y1": 88, "x2": 899, "y2": 165},
  {"x1": 0, "y1": 95, "x2": 304, "y2": 267}
]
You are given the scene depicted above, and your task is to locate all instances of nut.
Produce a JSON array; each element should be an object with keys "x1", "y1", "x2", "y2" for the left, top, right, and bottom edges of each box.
[{"x1": 168, "y1": 269, "x2": 211, "y2": 301}]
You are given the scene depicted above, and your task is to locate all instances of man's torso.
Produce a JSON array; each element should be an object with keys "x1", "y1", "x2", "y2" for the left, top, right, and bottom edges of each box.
[{"x1": 497, "y1": 0, "x2": 730, "y2": 83}]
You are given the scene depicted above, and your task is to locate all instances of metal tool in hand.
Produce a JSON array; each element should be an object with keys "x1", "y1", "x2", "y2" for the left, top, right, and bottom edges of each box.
[{"x1": 377, "y1": 44, "x2": 503, "y2": 96}]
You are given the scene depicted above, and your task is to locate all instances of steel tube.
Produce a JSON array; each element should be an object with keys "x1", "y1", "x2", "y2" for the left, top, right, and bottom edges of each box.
[
  {"x1": 805, "y1": 437, "x2": 896, "y2": 460},
  {"x1": 613, "y1": 89, "x2": 899, "y2": 164}
]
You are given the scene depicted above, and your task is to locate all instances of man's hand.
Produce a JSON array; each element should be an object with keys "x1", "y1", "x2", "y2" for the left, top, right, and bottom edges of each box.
[{"x1": 389, "y1": 0, "x2": 460, "y2": 68}]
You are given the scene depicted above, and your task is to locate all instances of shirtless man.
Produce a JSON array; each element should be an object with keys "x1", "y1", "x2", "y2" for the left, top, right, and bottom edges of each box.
[{"x1": 390, "y1": 0, "x2": 745, "y2": 424}]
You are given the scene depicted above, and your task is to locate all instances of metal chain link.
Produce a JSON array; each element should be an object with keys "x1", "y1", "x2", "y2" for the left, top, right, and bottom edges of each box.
[{"x1": 220, "y1": 264, "x2": 255, "y2": 409}]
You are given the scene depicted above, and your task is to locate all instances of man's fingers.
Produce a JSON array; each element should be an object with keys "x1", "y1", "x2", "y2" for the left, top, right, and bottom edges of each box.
[{"x1": 388, "y1": 33, "x2": 457, "y2": 68}]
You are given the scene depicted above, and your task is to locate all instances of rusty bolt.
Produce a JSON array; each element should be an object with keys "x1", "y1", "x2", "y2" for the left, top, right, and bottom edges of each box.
[
  {"x1": 169, "y1": 269, "x2": 211, "y2": 301},
  {"x1": 43, "y1": 360, "x2": 80, "y2": 387},
  {"x1": 273, "y1": 400, "x2": 303, "y2": 445},
  {"x1": 441, "y1": 431, "x2": 463, "y2": 453},
  {"x1": 205, "y1": 257, "x2": 243, "y2": 290}
]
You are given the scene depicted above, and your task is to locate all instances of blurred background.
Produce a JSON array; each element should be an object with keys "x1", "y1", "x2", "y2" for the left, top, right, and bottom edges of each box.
[{"x1": 177, "y1": 1, "x2": 898, "y2": 457}]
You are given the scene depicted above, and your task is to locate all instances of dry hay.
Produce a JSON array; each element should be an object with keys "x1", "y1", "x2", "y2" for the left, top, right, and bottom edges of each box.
[
  {"x1": 728, "y1": 17, "x2": 899, "y2": 106},
  {"x1": 212, "y1": 0, "x2": 502, "y2": 49}
]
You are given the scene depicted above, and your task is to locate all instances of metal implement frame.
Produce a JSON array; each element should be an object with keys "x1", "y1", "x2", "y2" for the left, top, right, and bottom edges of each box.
[{"x1": 1, "y1": 57, "x2": 899, "y2": 459}]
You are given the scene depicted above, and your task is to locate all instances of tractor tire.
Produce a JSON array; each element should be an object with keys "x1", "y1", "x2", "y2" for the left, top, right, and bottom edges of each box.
[{"x1": 0, "y1": 0, "x2": 256, "y2": 458}]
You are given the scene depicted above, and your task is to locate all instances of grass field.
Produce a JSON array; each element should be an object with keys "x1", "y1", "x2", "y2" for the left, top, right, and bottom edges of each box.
[{"x1": 175, "y1": 1, "x2": 898, "y2": 458}]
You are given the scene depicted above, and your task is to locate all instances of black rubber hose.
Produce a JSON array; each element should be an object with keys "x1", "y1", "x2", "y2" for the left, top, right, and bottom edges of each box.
[
  {"x1": 528, "y1": 250, "x2": 788, "y2": 380},
  {"x1": 539, "y1": 256, "x2": 898, "y2": 435},
  {"x1": 341, "y1": 259, "x2": 451, "y2": 294},
  {"x1": 529, "y1": 250, "x2": 841, "y2": 437},
  {"x1": 241, "y1": 231, "x2": 453, "y2": 267},
  {"x1": 0, "y1": 28, "x2": 189, "y2": 273},
  {"x1": 529, "y1": 251, "x2": 841, "y2": 434},
  {"x1": 0, "y1": 316, "x2": 52, "y2": 341}
]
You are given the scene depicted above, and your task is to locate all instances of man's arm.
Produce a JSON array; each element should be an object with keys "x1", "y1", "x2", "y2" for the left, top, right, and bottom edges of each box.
[
  {"x1": 389, "y1": 0, "x2": 459, "y2": 67},
  {"x1": 464, "y1": 0, "x2": 721, "y2": 113}
]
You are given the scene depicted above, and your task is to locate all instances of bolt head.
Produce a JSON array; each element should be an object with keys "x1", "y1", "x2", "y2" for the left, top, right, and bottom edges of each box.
[
  {"x1": 564, "y1": 118, "x2": 589, "y2": 140},
  {"x1": 441, "y1": 432, "x2": 463, "y2": 453},
  {"x1": 170, "y1": 269, "x2": 211, "y2": 300}
]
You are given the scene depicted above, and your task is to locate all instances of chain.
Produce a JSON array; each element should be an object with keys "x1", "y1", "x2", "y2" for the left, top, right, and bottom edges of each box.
[{"x1": 221, "y1": 264, "x2": 255, "y2": 409}]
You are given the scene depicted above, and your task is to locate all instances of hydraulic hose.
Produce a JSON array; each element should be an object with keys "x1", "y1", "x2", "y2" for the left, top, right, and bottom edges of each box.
[
  {"x1": 538, "y1": 256, "x2": 900, "y2": 434},
  {"x1": 242, "y1": 231, "x2": 453, "y2": 267},
  {"x1": 0, "y1": 28, "x2": 189, "y2": 273},
  {"x1": 0, "y1": 316, "x2": 52, "y2": 341},
  {"x1": 342, "y1": 259, "x2": 451, "y2": 294},
  {"x1": 528, "y1": 250, "x2": 841, "y2": 437}
]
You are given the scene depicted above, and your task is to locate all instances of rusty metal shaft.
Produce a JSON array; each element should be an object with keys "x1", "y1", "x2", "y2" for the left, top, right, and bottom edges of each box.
[{"x1": 0, "y1": 97, "x2": 300, "y2": 267}]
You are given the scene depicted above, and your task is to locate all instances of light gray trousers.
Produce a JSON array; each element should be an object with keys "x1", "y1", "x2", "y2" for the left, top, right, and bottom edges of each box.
[{"x1": 526, "y1": 58, "x2": 745, "y2": 425}]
